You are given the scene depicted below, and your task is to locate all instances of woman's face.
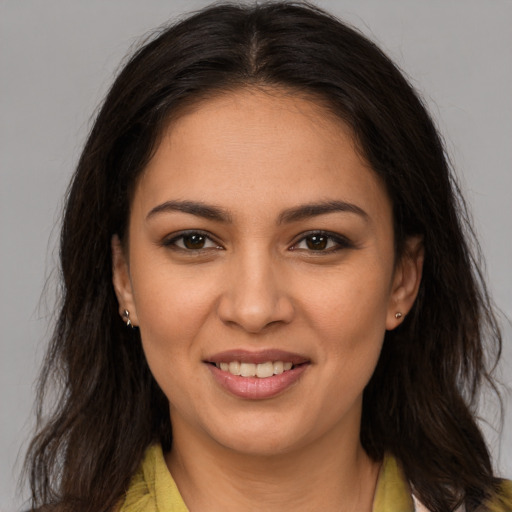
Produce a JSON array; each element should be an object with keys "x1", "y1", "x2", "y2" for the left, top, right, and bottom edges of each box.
[{"x1": 113, "y1": 88, "x2": 422, "y2": 456}]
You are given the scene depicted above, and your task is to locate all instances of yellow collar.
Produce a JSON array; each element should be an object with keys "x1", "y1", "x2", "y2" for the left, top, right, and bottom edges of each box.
[{"x1": 120, "y1": 444, "x2": 187, "y2": 512}]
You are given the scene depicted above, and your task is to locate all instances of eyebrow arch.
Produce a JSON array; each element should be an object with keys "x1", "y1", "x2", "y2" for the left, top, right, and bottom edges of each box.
[
  {"x1": 146, "y1": 200, "x2": 232, "y2": 223},
  {"x1": 277, "y1": 200, "x2": 368, "y2": 224}
]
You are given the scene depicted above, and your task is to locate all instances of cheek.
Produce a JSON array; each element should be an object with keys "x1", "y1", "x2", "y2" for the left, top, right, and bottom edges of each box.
[
  {"x1": 303, "y1": 262, "x2": 393, "y2": 339},
  {"x1": 131, "y1": 270, "x2": 210, "y2": 410},
  {"x1": 299, "y1": 260, "x2": 393, "y2": 393},
  {"x1": 131, "y1": 255, "x2": 213, "y2": 332},
  {"x1": 129, "y1": 260, "x2": 224, "y2": 386}
]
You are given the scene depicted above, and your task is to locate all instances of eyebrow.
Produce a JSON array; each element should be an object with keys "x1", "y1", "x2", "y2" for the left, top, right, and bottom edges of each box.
[
  {"x1": 146, "y1": 200, "x2": 233, "y2": 223},
  {"x1": 146, "y1": 199, "x2": 368, "y2": 224},
  {"x1": 277, "y1": 200, "x2": 368, "y2": 224}
]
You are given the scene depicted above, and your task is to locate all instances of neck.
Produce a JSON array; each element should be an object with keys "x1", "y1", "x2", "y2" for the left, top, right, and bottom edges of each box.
[{"x1": 166, "y1": 419, "x2": 380, "y2": 512}]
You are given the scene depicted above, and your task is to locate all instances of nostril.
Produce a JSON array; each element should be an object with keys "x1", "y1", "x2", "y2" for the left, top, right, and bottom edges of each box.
[{"x1": 217, "y1": 298, "x2": 295, "y2": 334}]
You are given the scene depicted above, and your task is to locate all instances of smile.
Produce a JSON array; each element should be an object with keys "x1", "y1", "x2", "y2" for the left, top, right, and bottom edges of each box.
[
  {"x1": 215, "y1": 361, "x2": 294, "y2": 378},
  {"x1": 205, "y1": 350, "x2": 310, "y2": 399}
]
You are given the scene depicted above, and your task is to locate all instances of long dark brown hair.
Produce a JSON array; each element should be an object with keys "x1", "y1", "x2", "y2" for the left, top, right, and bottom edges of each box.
[{"x1": 24, "y1": 2, "x2": 508, "y2": 511}]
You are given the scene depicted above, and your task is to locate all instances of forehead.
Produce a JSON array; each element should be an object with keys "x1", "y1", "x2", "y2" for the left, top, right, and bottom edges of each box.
[{"x1": 134, "y1": 87, "x2": 391, "y2": 223}]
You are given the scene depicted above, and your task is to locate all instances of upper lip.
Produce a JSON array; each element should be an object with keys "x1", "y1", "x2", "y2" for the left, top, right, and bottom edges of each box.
[{"x1": 205, "y1": 349, "x2": 310, "y2": 365}]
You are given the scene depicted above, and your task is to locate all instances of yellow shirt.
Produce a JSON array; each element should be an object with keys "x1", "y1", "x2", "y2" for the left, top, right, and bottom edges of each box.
[{"x1": 119, "y1": 444, "x2": 512, "y2": 512}]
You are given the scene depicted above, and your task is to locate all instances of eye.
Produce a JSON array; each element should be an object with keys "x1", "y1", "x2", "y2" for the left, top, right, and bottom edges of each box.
[
  {"x1": 291, "y1": 231, "x2": 352, "y2": 252},
  {"x1": 164, "y1": 231, "x2": 222, "y2": 251}
]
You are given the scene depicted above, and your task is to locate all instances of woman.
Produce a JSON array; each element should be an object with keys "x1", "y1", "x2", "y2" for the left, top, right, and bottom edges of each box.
[{"x1": 24, "y1": 2, "x2": 511, "y2": 511}]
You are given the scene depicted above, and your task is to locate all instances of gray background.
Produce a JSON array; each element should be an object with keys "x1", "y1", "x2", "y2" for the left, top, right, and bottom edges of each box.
[{"x1": 1, "y1": 1, "x2": 511, "y2": 510}]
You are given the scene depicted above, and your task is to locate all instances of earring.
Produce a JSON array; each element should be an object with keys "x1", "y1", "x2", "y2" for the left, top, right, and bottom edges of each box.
[
  {"x1": 395, "y1": 312, "x2": 403, "y2": 319},
  {"x1": 123, "y1": 309, "x2": 134, "y2": 328}
]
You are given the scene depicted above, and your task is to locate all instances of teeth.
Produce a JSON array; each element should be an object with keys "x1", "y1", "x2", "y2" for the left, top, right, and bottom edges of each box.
[
  {"x1": 273, "y1": 361, "x2": 284, "y2": 375},
  {"x1": 240, "y1": 362, "x2": 256, "y2": 377},
  {"x1": 215, "y1": 360, "x2": 296, "y2": 378},
  {"x1": 256, "y1": 361, "x2": 274, "y2": 378},
  {"x1": 228, "y1": 361, "x2": 241, "y2": 375}
]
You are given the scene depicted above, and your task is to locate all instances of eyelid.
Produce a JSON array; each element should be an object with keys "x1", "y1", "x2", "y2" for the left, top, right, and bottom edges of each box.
[
  {"x1": 289, "y1": 230, "x2": 355, "y2": 252},
  {"x1": 162, "y1": 229, "x2": 223, "y2": 250},
  {"x1": 161, "y1": 229, "x2": 353, "y2": 253}
]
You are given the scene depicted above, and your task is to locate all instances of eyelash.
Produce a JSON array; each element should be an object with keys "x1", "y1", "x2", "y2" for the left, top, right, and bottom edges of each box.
[
  {"x1": 162, "y1": 230, "x2": 223, "y2": 251},
  {"x1": 290, "y1": 231, "x2": 354, "y2": 253},
  {"x1": 162, "y1": 230, "x2": 353, "y2": 254}
]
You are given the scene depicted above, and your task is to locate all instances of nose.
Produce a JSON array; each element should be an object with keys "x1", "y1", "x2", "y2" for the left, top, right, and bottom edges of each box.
[{"x1": 217, "y1": 249, "x2": 295, "y2": 333}]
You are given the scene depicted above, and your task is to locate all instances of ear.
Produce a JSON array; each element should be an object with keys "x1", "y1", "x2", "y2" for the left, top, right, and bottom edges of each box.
[
  {"x1": 112, "y1": 235, "x2": 139, "y2": 327},
  {"x1": 386, "y1": 236, "x2": 424, "y2": 330}
]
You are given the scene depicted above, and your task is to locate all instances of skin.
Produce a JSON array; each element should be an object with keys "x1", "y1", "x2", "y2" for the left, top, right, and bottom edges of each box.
[{"x1": 112, "y1": 87, "x2": 423, "y2": 511}]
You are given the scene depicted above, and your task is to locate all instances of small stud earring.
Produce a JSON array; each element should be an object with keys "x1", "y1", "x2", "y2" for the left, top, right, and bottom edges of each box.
[
  {"x1": 395, "y1": 312, "x2": 403, "y2": 319},
  {"x1": 123, "y1": 309, "x2": 134, "y2": 328}
]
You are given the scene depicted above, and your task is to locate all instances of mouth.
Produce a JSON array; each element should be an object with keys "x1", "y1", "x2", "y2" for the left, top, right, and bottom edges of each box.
[
  {"x1": 204, "y1": 349, "x2": 310, "y2": 399},
  {"x1": 211, "y1": 360, "x2": 299, "y2": 378}
]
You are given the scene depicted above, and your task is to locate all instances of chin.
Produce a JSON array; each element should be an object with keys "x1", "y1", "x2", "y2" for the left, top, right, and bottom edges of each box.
[
  {"x1": 206, "y1": 414, "x2": 314, "y2": 457},
  {"x1": 221, "y1": 434, "x2": 300, "y2": 457}
]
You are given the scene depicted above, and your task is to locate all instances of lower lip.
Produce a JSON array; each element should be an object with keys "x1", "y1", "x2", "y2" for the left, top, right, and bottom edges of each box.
[{"x1": 207, "y1": 363, "x2": 309, "y2": 400}]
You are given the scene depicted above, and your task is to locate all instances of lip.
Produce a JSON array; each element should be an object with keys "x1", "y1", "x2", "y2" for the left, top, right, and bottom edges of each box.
[
  {"x1": 205, "y1": 349, "x2": 309, "y2": 365},
  {"x1": 204, "y1": 349, "x2": 310, "y2": 400}
]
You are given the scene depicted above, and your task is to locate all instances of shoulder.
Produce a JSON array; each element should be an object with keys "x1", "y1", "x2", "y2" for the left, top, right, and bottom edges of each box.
[{"x1": 486, "y1": 479, "x2": 512, "y2": 511}]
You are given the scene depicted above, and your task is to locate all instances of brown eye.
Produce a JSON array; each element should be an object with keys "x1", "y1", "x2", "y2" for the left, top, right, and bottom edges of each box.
[
  {"x1": 183, "y1": 233, "x2": 207, "y2": 249},
  {"x1": 292, "y1": 231, "x2": 353, "y2": 253},
  {"x1": 165, "y1": 231, "x2": 222, "y2": 251},
  {"x1": 305, "y1": 234, "x2": 329, "y2": 250}
]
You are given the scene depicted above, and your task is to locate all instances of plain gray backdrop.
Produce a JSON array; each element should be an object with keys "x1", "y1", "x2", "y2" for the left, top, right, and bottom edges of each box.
[{"x1": 1, "y1": 1, "x2": 511, "y2": 510}]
